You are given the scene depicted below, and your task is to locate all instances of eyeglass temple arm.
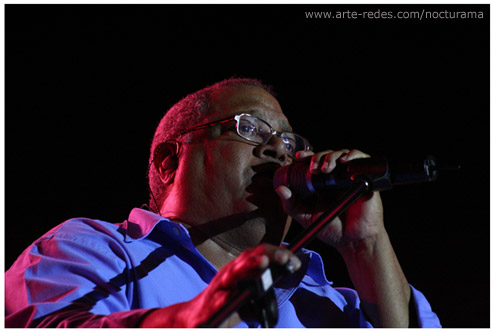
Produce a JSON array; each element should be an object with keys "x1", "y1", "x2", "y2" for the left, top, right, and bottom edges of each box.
[{"x1": 177, "y1": 117, "x2": 236, "y2": 137}]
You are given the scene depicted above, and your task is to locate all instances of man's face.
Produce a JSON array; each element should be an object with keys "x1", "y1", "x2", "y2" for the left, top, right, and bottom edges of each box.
[{"x1": 176, "y1": 85, "x2": 294, "y2": 240}]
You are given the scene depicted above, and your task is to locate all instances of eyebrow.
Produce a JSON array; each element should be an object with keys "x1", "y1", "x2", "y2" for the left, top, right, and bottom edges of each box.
[
  {"x1": 279, "y1": 120, "x2": 293, "y2": 133},
  {"x1": 246, "y1": 110, "x2": 293, "y2": 132}
]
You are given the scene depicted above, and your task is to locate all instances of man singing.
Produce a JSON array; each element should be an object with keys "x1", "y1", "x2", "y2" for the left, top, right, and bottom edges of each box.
[{"x1": 5, "y1": 78, "x2": 441, "y2": 328}]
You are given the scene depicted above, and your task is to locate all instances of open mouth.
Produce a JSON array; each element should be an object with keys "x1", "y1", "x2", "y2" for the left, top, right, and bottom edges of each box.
[
  {"x1": 251, "y1": 162, "x2": 282, "y2": 183},
  {"x1": 246, "y1": 162, "x2": 285, "y2": 207}
]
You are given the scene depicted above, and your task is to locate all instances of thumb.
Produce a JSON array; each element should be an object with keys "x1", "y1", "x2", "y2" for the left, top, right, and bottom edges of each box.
[{"x1": 275, "y1": 185, "x2": 296, "y2": 211}]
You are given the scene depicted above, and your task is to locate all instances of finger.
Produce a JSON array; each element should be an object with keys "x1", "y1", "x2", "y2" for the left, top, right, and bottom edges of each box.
[
  {"x1": 235, "y1": 244, "x2": 289, "y2": 274},
  {"x1": 241, "y1": 249, "x2": 269, "y2": 271},
  {"x1": 275, "y1": 185, "x2": 296, "y2": 211},
  {"x1": 296, "y1": 150, "x2": 314, "y2": 160},
  {"x1": 339, "y1": 149, "x2": 370, "y2": 163},
  {"x1": 273, "y1": 249, "x2": 302, "y2": 271},
  {"x1": 221, "y1": 252, "x2": 267, "y2": 287},
  {"x1": 309, "y1": 150, "x2": 334, "y2": 174},
  {"x1": 254, "y1": 244, "x2": 302, "y2": 271},
  {"x1": 320, "y1": 149, "x2": 350, "y2": 173}
]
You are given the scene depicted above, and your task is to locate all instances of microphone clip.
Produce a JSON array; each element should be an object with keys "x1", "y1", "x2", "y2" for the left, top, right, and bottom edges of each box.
[{"x1": 338, "y1": 156, "x2": 393, "y2": 192}]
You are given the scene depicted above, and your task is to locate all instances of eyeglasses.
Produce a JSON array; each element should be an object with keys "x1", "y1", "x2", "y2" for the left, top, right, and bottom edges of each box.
[{"x1": 178, "y1": 113, "x2": 311, "y2": 158}]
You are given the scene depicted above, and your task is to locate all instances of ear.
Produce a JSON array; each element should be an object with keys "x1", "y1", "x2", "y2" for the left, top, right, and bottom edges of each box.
[{"x1": 153, "y1": 142, "x2": 179, "y2": 185}]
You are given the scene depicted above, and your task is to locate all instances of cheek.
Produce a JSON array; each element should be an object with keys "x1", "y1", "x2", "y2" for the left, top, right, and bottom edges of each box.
[{"x1": 203, "y1": 143, "x2": 254, "y2": 190}]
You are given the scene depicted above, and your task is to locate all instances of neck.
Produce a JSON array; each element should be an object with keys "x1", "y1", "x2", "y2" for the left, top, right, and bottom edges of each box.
[
  {"x1": 160, "y1": 208, "x2": 286, "y2": 270},
  {"x1": 193, "y1": 215, "x2": 287, "y2": 270},
  {"x1": 159, "y1": 187, "x2": 289, "y2": 270}
]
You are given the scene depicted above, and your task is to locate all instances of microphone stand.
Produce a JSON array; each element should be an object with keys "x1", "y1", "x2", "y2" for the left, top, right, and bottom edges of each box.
[
  {"x1": 199, "y1": 176, "x2": 373, "y2": 328},
  {"x1": 199, "y1": 155, "x2": 446, "y2": 327}
]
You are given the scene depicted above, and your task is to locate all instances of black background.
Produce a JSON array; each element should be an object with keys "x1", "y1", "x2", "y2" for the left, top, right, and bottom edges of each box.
[{"x1": 6, "y1": 4, "x2": 489, "y2": 328}]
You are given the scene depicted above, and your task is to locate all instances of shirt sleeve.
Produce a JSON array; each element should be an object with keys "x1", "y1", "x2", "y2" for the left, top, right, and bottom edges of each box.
[
  {"x1": 410, "y1": 284, "x2": 442, "y2": 328},
  {"x1": 334, "y1": 284, "x2": 441, "y2": 328},
  {"x1": 5, "y1": 220, "x2": 151, "y2": 328}
]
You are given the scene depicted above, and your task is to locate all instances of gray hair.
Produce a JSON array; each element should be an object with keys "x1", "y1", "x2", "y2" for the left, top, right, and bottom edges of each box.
[{"x1": 148, "y1": 78, "x2": 274, "y2": 212}]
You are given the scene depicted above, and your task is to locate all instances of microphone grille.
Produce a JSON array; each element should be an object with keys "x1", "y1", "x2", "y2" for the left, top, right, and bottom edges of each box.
[
  {"x1": 273, "y1": 165, "x2": 289, "y2": 189},
  {"x1": 273, "y1": 162, "x2": 313, "y2": 198}
]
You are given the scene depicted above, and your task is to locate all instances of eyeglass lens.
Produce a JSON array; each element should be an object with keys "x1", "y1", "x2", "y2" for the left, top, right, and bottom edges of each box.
[{"x1": 236, "y1": 114, "x2": 307, "y2": 156}]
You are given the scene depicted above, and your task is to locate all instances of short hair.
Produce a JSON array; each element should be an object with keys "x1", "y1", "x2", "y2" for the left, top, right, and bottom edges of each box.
[{"x1": 148, "y1": 77, "x2": 274, "y2": 212}]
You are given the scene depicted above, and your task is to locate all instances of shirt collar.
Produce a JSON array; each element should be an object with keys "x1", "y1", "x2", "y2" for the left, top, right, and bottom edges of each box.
[
  {"x1": 302, "y1": 248, "x2": 333, "y2": 286},
  {"x1": 120, "y1": 207, "x2": 189, "y2": 242},
  {"x1": 121, "y1": 208, "x2": 332, "y2": 287},
  {"x1": 268, "y1": 248, "x2": 333, "y2": 308}
]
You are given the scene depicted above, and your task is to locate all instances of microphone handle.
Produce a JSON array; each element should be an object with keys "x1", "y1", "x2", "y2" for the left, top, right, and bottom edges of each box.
[
  {"x1": 275, "y1": 155, "x2": 439, "y2": 198},
  {"x1": 314, "y1": 155, "x2": 438, "y2": 188}
]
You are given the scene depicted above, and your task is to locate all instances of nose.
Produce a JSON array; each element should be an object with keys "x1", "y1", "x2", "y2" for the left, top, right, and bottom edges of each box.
[{"x1": 254, "y1": 135, "x2": 289, "y2": 165}]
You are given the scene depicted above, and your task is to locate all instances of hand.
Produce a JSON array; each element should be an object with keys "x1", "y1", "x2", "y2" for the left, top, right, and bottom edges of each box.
[
  {"x1": 275, "y1": 149, "x2": 385, "y2": 250},
  {"x1": 139, "y1": 244, "x2": 301, "y2": 328},
  {"x1": 276, "y1": 149, "x2": 411, "y2": 327}
]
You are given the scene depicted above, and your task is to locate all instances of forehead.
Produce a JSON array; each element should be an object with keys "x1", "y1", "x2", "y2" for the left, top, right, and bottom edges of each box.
[{"x1": 208, "y1": 85, "x2": 292, "y2": 131}]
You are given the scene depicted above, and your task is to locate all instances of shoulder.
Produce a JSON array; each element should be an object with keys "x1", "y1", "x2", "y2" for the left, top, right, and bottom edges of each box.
[
  {"x1": 25, "y1": 217, "x2": 127, "y2": 260},
  {"x1": 39, "y1": 216, "x2": 122, "y2": 241}
]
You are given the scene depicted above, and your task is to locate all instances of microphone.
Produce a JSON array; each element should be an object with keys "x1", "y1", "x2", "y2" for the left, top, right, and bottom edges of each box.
[{"x1": 273, "y1": 155, "x2": 449, "y2": 198}]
